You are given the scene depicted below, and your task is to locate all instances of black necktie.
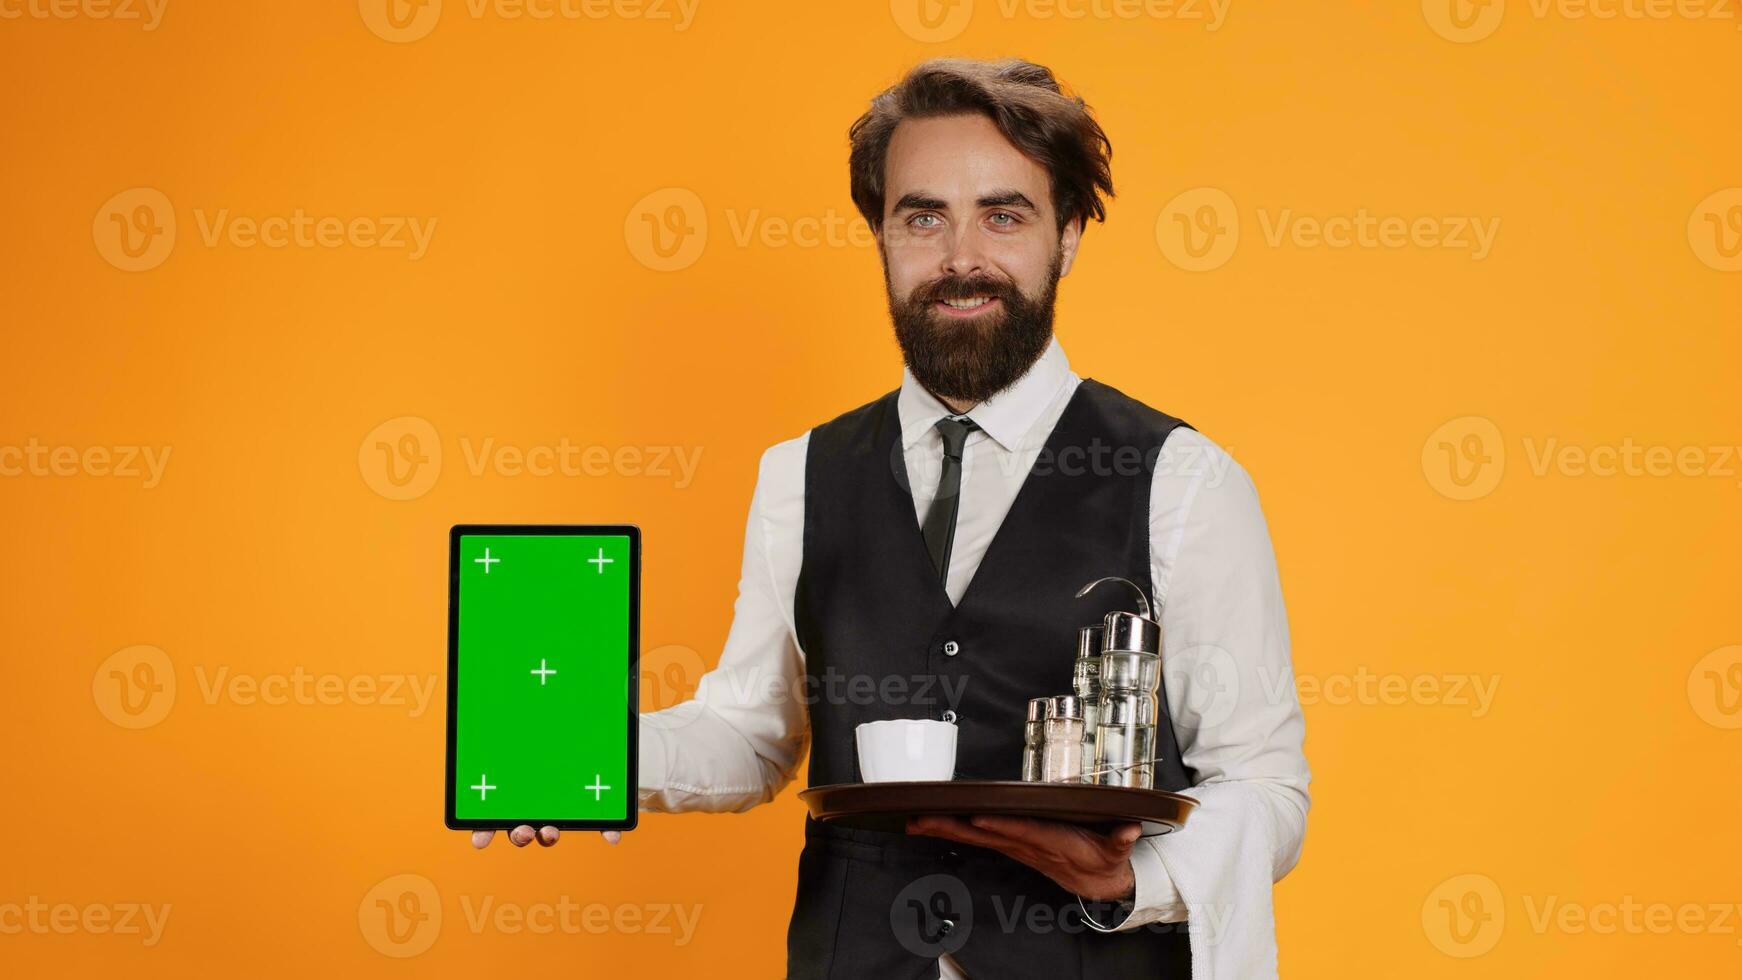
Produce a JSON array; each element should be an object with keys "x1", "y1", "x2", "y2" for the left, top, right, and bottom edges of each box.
[{"x1": 921, "y1": 416, "x2": 979, "y2": 584}]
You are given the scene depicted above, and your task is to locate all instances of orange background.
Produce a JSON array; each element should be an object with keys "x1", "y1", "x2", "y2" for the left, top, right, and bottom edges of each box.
[{"x1": 2, "y1": 1, "x2": 1740, "y2": 976}]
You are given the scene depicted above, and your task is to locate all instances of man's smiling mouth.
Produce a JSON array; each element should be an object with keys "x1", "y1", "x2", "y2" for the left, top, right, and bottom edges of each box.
[{"x1": 936, "y1": 296, "x2": 1000, "y2": 315}]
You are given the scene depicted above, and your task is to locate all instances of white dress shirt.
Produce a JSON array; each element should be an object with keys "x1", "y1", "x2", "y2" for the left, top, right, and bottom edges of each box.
[{"x1": 638, "y1": 338, "x2": 1311, "y2": 978}]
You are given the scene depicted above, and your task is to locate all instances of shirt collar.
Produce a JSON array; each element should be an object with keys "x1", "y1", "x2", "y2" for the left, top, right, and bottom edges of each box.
[{"x1": 897, "y1": 336, "x2": 1073, "y2": 453}]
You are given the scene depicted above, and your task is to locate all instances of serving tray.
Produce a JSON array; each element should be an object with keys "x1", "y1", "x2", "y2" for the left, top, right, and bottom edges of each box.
[{"x1": 799, "y1": 780, "x2": 1195, "y2": 838}]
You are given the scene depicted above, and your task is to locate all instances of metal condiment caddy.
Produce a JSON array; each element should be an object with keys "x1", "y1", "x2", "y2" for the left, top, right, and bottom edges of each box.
[{"x1": 1021, "y1": 576, "x2": 1166, "y2": 790}]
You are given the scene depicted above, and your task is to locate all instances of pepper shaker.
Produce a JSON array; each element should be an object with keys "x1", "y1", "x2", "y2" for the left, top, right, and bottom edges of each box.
[
  {"x1": 1071, "y1": 625, "x2": 1104, "y2": 779},
  {"x1": 1021, "y1": 697, "x2": 1047, "y2": 782}
]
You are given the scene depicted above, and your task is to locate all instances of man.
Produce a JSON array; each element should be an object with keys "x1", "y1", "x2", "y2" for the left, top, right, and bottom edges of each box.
[{"x1": 472, "y1": 58, "x2": 1311, "y2": 978}]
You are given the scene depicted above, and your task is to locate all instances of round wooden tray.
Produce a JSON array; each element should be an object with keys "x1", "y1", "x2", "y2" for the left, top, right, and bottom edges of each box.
[{"x1": 799, "y1": 780, "x2": 1195, "y2": 838}]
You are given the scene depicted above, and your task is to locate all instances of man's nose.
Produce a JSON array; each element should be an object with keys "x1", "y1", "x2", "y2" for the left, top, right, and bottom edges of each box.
[{"x1": 941, "y1": 228, "x2": 988, "y2": 279}]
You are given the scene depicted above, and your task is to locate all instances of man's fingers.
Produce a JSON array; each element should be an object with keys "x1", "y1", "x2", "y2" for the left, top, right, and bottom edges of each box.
[
  {"x1": 471, "y1": 827, "x2": 619, "y2": 848},
  {"x1": 969, "y1": 815, "x2": 1079, "y2": 861},
  {"x1": 907, "y1": 815, "x2": 987, "y2": 847},
  {"x1": 908, "y1": 815, "x2": 982, "y2": 841},
  {"x1": 471, "y1": 827, "x2": 566, "y2": 849},
  {"x1": 968, "y1": 814, "x2": 1053, "y2": 844},
  {"x1": 908, "y1": 817, "x2": 1043, "y2": 864},
  {"x1": 970, "y1": 815, "x2": 1141, "y2": 857}
]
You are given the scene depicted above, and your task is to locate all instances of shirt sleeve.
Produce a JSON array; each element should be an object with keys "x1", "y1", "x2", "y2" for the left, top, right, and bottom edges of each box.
[
  {"x1": 637, "y1": 435, "x2": 812, "y2": 813},
  {"x1": 1081, "y1": 429, "x2": 1311, "y2": 934}
]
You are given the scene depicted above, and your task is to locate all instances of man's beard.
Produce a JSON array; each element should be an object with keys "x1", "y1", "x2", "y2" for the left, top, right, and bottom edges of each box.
[{"x1": 886, "y1": 248, "x2": 1062, "y2": 404}]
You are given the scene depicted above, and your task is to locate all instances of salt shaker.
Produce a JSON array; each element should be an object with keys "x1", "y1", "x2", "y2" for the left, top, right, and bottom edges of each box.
[
  {"x1": 1077, "y1": 576, "x2": 1164, "y2": 789},
  {"x1": 1039, "y1": 695, "x2": 1087, "y2": 783}
]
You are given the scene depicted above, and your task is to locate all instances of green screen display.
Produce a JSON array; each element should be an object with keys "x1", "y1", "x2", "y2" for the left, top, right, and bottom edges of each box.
[{"x1": 453, "y1": 532, "x2": 632, "y2": 822}]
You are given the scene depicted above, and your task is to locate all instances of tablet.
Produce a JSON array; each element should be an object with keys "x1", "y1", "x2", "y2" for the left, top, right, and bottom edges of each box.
[{"x1": 445, "y1": 524, "x2": 639, "y2": 831}]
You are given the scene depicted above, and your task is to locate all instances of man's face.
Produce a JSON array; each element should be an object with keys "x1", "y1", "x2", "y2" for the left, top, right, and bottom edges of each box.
[{"x1": 879, "y1": 112, "x2": 1083, "y2": 404}]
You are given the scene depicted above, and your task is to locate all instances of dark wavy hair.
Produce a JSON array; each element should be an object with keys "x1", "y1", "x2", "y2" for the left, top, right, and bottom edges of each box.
[{"x1": 848, "y1": 58, "x2": 1114, "y2": 236}]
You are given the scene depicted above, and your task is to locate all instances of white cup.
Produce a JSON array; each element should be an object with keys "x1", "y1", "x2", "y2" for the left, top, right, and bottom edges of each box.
[{"x1": 854, "y1": 719, "x2": 958, "y2": 782}]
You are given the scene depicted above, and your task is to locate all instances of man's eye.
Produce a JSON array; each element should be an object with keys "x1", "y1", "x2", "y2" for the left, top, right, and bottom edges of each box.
[
  {"x1": 911, "y1": 214, "x2": 941, "y2": 228},
  {"x1": 989, "y1": 212, "x2": 1018, "y2": 227}
]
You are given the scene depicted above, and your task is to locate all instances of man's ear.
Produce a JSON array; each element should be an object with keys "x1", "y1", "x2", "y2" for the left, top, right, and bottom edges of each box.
[{"x1": 1058, "y1": 218, "x2": 1084, "y2": 277}]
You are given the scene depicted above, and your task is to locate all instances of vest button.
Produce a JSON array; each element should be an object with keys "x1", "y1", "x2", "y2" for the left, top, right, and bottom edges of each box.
[
  {"x1": 942, "y1": 640, "x2": 960, "y2": 657},
  {"x1": 942, "y1": 709, "x2": 958, "y2": 724}
]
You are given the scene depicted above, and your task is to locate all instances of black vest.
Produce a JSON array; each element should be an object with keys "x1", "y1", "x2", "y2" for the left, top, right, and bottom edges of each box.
[{"x1": 786, "y1": 379, "x2": 1195, "y2": 979}]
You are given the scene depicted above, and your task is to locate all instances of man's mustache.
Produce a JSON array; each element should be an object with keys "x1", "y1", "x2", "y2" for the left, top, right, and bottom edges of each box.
[{"x1": 915, "y1": 276, "x2": 1019, "y2": 304}]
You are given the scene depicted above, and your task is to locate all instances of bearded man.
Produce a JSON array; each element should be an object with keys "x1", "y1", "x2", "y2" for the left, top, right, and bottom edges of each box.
[{"x1": 473, "y1": 57, "x2": 1311, "y2": 980}]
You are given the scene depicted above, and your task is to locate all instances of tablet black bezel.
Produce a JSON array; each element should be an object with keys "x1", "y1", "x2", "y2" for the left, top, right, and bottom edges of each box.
[{"x1": 444, "y1": 523, "x2": 640, "y2": 831}]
